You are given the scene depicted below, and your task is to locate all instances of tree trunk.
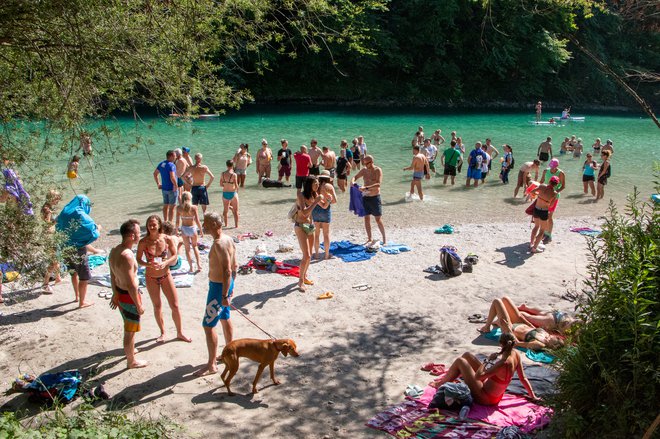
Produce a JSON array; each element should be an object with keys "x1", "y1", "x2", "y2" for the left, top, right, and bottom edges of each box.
[{"x1": 568, "y1": 35, "x2": 660, "y2": 129}]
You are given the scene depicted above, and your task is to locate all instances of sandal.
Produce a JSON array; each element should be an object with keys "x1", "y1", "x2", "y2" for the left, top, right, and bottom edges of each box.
[
  {"x1": 303, "y1": 278, "x2": 314, "y2": 286},
  {"x1": 238, "y1": 265, "x2": 253, "y2": 275},
  {"x1": 317, "y1": 292, "x2": 334, "y2": 300},
  {"x1": 354, "y1": 284, "x2": 372, "y2": 291}
]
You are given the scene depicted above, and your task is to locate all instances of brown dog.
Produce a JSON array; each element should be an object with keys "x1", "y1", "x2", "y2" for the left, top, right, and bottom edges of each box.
[{"x1": 218, "y1": 338, "x2": 299, "y2": 395}]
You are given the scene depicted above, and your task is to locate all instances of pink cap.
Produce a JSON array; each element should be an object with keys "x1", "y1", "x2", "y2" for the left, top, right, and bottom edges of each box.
[
  {"x1": 549, "y1": 158, "x2": 559, "y2": 169},
  {"x1": 550, "y1": 176, "x2": 560, "y2": 185}
]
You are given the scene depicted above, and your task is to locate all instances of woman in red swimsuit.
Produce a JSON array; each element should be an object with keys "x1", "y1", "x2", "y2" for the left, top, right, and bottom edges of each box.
[
  {"x1": 431, "y1": 333, "x2": 538, "y2": 405},
  {"x1": 137, "y1": 215, "x2": 191, "y2": 343}
]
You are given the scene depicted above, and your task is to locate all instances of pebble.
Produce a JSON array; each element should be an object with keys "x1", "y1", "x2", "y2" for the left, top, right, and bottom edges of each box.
[
  {"x1": 333, "y1": 426, "x2": 340, "y2": 431},
  {"x1": 327, "y1": 400, "x2": 334, "y2": 405}
]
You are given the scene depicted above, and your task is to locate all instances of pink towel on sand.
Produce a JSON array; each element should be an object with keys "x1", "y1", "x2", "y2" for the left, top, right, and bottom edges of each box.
[{"x1": 416, "y1": 384, "x2": 552, "y2": 433}]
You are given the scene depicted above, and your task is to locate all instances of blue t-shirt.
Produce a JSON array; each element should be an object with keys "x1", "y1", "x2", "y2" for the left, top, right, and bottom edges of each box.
[{"x1": 157, "y1": 160, "x2": 177, "y2": 191}]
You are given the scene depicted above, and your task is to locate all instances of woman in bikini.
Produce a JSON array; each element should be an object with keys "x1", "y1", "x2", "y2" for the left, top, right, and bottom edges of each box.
[
  {"x1": 176, "y1": 191, "x2": 203, "y2": 273},
  {"x1": 479, "y1": 297, "x2": 565, "y2": 350},
  {"x1": 232, "y1": 144, "x2": 251, "y2": 188},
  {"x1": 516, "y1": 300, "x2": 577, "y2": 334},
  {"x1": 313, "y1": 171, "x2": 337, "y2": 260},
  {"x1": 294, "y1": 176, "x2": 323, "y2": 291},
  {"x1": 137, "y1": 215, "x2": 191, "y2": 343},
  {"x1": 432, "y1": 333, "x2": 538, "y2": 405},
  {"x1": 220, "y1": 160, "x2": 239, "y2": 228},
  {"x1": 529, "y1": 176, "x2": 559, "y2": 253}
]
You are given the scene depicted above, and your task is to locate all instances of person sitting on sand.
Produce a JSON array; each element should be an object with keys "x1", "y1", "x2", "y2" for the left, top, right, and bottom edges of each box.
[
  {"x1": 109, "y1": 219, "x2": 148, "y2": 369},
  {"x1": 137, "y1": 215, "x2": 191, "y2": 343},
  {"x1": 176, "y1": 192, "x2": 203, "y2": 273},
  {"x1": 431, "y1": 333, "x2": 538, "y2": 405},
  {"x1": 479, "y1": 297, "x2": 565, "y2": 350}
]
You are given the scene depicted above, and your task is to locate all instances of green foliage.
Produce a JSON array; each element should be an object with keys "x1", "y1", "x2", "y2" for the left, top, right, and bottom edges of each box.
[
  {"x1": 549, "y1": 190, "x2": 660, "y2": 438},
  {"x1": 0, "y1": 407, "x2": 181, "y2": 438}
]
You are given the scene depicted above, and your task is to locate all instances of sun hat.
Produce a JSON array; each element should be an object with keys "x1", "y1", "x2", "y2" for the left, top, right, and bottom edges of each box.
[
  {"x1": 549, "y1": 158, "x2": 559, "y2": 169},
  {"x1": 319, "y1": 170, "x2": 331, "y2": 179}
]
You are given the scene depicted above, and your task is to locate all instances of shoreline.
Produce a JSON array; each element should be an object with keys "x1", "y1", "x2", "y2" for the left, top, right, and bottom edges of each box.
[{"x1": 0, "y1": 216, "x2": 598, "y2": 437}]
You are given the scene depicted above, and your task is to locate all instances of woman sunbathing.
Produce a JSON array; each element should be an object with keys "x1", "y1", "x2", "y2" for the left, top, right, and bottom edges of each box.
[
  {"x1": 431, "y1": 333, "x2": 538, "y2": 405},
  {"x1": 517, "y1": 301, "x2": 577, "y2": 334},
  {"x1": 479, "y1": 297, "x2": 565, "y2": 351}
]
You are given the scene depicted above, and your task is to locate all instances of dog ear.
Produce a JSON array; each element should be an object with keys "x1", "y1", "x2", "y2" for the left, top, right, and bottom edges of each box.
[{"x1": 279, "y1": 341, "x2": 290, "y2": 357}]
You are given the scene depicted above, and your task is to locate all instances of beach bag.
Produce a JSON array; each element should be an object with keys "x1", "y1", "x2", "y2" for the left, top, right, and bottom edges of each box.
[
  {"x1": 525, "y1": 199, "x2": 536, "y2": 216},
  {"x1": 287, "y1": 203, "x2": 299, "y2": 223},
  {"x1": 24, "y1": 370, "x2": 82, "y2": 406},
  {"x1": 439, "y1": 246, "x2": 463, "y2": 277},
  {"x1": 429, "y1": 382, "x2": 473, "y2": 410}
]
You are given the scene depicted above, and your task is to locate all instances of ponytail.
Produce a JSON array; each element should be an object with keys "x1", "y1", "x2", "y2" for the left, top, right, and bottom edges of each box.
[{"x1": 499, "y1": 332, "x2": 516, "y2": 355}]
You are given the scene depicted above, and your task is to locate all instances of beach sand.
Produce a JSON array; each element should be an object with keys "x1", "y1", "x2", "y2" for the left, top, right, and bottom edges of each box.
[{"x1": 0, "y1": 215, "x2": 597, "y2": 437}]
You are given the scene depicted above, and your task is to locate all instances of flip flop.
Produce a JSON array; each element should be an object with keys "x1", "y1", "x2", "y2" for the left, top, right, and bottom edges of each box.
[
  {"x1": 265, "y1": 230, "x2": 274, "y2": 237},
  {"x1": 354, "y1": 284, "x2": 372, "y2": 291},
  {"x1": 467, "y1": 313, "x2": 487, "y2": 323},
  {"x1": 317, "y1": 292, "x2": 334, "y2": 300},
  {"x1": 303, "y1": 278, "x2": 314, "y2": 286}
]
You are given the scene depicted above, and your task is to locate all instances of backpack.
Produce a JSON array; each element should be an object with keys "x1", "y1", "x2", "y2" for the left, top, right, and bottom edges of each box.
[
  {"x1": 439, "y1": 246, "x2": 463, "y2": 277},
  {"x1": 509, "y1": 154, "x2": 515, "y2": 170}
]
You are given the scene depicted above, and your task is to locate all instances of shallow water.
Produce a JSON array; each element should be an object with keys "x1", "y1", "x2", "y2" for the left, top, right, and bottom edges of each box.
[{"x1": 56, "y1": 107, "x2": 658, "y2": 232}]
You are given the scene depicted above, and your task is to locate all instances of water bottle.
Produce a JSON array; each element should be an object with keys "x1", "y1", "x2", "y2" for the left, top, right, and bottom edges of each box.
[{"x1": 459, "y1": 405, "x2": 470, "y2": 421}]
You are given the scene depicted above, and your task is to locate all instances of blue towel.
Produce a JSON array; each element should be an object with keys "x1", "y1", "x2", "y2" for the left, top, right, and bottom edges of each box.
[
  {"x1": 483, "y1": 328, "x2": 556, "y2": 364},
  {"x1": 323, "y1": 240, "x2": 376, "y2": 263},
  {"x1": 87, "y1": 255, "x2": 107, "y2": 270},
  {"x1": 380, "y1": 243, "x2": 411, "y2": 255},
  {"x1": 56, "y1": 195, "x2": 100, "y2": 247},
  {"x1": 349, "y1": 185, "x2": 366, "y2": 217}
]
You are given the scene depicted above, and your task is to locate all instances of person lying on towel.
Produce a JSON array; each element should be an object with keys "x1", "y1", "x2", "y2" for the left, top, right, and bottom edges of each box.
[{"x1": 431, "y1": 333, "x2": 539, "y2": 405}]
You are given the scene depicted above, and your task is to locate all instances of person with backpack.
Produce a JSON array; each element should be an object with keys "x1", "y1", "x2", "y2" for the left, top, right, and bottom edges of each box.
[
  {"x1": 596, "y1": 150, "x2": 611, "y2": 201},
  {"x1": 466, "y1": 142, "x2": 487, "y2": 187},
  {"x1": 500, "y1": 144, "x2": 514, "y2": 184},
  {"x1": 441, "y1": 140, "x2": 462, "y2": 185}
]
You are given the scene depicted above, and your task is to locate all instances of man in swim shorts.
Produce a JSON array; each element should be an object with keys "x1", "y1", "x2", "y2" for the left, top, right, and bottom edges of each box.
[
  {"x1": 182, "y1": 153, "x2": 215, "y2": 214},
  {"x1": 308, "y1": 139, "x2": 322, "y2": 175},
  {"x1": 466, "y1": 142, "x2": 487, "y2": 187},
  {"x1": 195, "y1": 212, "x2": 238, "y2": 377},
  {"x1": 174, "y1": 148, "x2": 188, "y2": 203},
  {"x1": 403, "y1": 146, "x2": 430, "y2": 200},
  {"x1": 321, "y1": 146, "x2": 337, "y2": 180},
  {"x1": 109, "y1": 219, "x2": 148, "y2": 369},
  {"x1": 537, "y1": 137, "x2": 552, "y2": 163},
  {"x1": 153, "y1": 150, "x2": 178, "y2": 222},
  {"x1": 294, "y1": 145, "x2": 312, "y2": 191},
  {"x1": 351, "y1": 155, "x2": 386, "y2": 245},
  {"x1": 441, "y1": 140, "x2": 462, "y2": 185},
  {"x1": 513, "y1": 160, "x2": 540, "y2": 197}
]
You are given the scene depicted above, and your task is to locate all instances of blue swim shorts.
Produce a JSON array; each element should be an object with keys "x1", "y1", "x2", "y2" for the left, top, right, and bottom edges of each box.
[
  {"x1": 413, "y1": 171, "x2": 424, "y2": 180},
  {"x1": 202, "y1": 279, "x2": 234, "y2": 328},
  {"x1": 467, "y1": 167, "x2": 482, "y2": 180},
  {"x1": 162, "y1": 189, "x2": 178, "y2": 205}
]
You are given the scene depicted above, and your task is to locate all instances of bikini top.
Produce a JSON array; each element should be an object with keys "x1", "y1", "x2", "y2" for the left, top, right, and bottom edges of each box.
[
  {"x1": 145, "y1": 242, "x2": 168, "y2": 261},
  {"x1": 221, "y1": 172, "x2": 236, "y2": 185}
]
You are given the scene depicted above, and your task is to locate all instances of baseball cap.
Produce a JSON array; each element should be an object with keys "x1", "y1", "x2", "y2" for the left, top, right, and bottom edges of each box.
[
  {"x1": 550, "y1": 176, "x2": 560, "y2": 185},
  {"x1": 549, "y1": 158, "x2": 559, "y2": 169},
  {"x1": 182, "y1": 146, "x2": 191, "y2": 153}
]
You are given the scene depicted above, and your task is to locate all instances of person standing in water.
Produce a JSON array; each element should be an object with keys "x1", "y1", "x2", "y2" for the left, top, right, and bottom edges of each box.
[
  {"x1": 535, "y1": 101, "x2": 542, "y2": 122},
  {"x1": 220, "y1": 160, "x2": 240, "y2": 228},
  {"x1": 403, "y1": 146, "x2": 430, "y2": 200},
  {"x1": 255, "y1": 139, "x2": 272, "y2": 184},
  {"x1": 232, "y1": 144, "x2": 251, "y2": 188},
  {"x1": 182, "y1": 152, "x2": 214, "y2": 214}
]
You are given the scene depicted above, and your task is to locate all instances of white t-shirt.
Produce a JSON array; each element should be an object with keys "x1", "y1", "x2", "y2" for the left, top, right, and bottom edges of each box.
[
  {"x1": 358, "y1": 143, "x2": 367, "y2": 157},
  {"x1": 423, "y1": 144, "x2": 438, "y2": 161},
  {"x1": 481, "y1": 152, "x2": 491, "y2": 173}
]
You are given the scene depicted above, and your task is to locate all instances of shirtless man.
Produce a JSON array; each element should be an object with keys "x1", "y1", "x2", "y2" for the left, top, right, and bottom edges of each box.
[
  {"x1": 109, "y1": 219, "x2": 147, "y2": 369},
  {"x1": 308, "y1": 139, "x2": 322, "y2": 176},
  {"x1": 484, "y1": 138, "x2": 499, "y2": 164},
  {"x1": 182, "y1": 153, "x2": 215, "y2": 214},
  {"x1": 174, "y1": 148, "x2": 188, "y2": 203},
  {"x1": 537, "y1": 137, "x2": 553, "y2": 163},
  {"x1": 351, "y1": 155, "x2": 386, "y2": 245},
  {"x1": 181, "y1": 147, "x2": 194, "y2": 191},
  {"x1": 321, "y1": 146, "x2": 337, "y2": 180},
  {"x1": 403, "y1": 146, "x2": 430, "y2": 200},
  {"x1": 601, "y1": 139, "x2": 614, "y2": 155},
  {"x1": 513, "y1": 160, "x2": 540, "y2": 198},
  {"x1": 255, "y1": 139, "x2": 272, "y2": 184},
  {"x1": 559, "y1": 137, "x2": 570, "y2": 155},
  {"x1": 195, "y1": 212, "x2": 238, "y2": 377},
  {"x1": 535, "y1": 101, "x2": 542, "y2": 122}
]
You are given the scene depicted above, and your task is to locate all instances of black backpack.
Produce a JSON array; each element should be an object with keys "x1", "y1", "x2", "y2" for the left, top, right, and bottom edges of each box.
[
  {"x1": 439, "y1": 246, "x2": 463, "y2": 277},
  {"x1": 510, "y1": 155, "x2": 515, "y2": 170}
]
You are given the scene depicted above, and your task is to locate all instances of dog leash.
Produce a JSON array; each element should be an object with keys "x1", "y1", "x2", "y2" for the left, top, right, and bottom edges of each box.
[{"x1": 230, "y1": 305, "x2": 276, "y2": 340}]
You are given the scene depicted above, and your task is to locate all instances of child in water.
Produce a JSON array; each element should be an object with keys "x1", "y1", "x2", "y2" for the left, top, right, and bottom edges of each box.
[{"x1": 67, "y1": 156, "x2": 80, "y2": 179}]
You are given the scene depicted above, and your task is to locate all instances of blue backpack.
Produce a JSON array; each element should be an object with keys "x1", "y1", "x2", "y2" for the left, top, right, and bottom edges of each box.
[{"x1": 440, "y1": 246, "x2": 463, "y2": 277}]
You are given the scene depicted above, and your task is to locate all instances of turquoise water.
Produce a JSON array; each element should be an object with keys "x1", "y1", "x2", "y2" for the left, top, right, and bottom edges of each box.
[{"x1": 58, "y1": 107, "x2": 658, "y2": 230}]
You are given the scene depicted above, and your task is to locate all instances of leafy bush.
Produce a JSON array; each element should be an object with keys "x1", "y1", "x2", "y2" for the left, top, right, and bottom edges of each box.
[
  {"x1": 550, "y1": 190, "x2": 659, "y2": 438},
  {"x1": 0, "y1": 406, "x2": 181, "y2": 438}
]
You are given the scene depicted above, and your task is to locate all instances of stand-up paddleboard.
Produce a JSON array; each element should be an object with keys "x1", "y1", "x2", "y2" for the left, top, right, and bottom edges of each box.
[
  {"x1": 529, "y1": 121, "x2": 557, "y2": 125},
  {"x1": 557, "y1": 116, "x2": 586, "y2": 122},
  {"x1": 198, "y1": 114, "x2": 220, "y2": 119}
]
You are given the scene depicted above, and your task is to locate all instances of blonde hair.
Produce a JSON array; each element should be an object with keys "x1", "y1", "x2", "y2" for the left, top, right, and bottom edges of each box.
[{"x1": 181, "y1": 191, "x2": 194, "y2": 213}]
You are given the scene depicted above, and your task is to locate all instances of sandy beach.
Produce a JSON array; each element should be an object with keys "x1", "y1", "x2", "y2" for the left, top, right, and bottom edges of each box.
[{"x1": 0, "y1": 213, "x2": 597, "y2": 438}]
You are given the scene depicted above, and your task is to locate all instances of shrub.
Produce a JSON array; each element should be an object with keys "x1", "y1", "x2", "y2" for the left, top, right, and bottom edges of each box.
[{"x1": 550, "y1": 190, "x2": 659, "y2": 438}]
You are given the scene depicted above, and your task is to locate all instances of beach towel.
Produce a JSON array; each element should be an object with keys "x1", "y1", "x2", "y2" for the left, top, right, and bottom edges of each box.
[
  {"x1": 483, "y1": 328, "x2": 556, "y2": 364},
  {"x1": 367, "y1": 399, "x2": 500, "y2": 438},
  {"x1": 56, "y1": 195, "x2": 99, "y2": 247},
  {"x1": 23, "y1": 370, "x2": 82, "y2": 405},
  {"x1": 246, "y1": 260, "x2": 300, "y2": 278},
  {"x1": 570, "y1": 227, "x2": 601, "y2": 237},
  {"x1": 323, "y1": 240, "x2": 376, "y2": 263},
  {"x1": 2, "y1": 166, "x2": 33, "y2": 215},
  {"x1": 435, "y1": 224, "x2": 454, "y2": 234},
  {"x1": 87, "y1": 255, "x2": 107, "y2": 270},
  {"x1": 380, "y1": 243, "x2": 411, "y2": 255},
  {"x1": 415, "y1": 383, "x2": 552, "y2": 433},
  {"x1": 349, "y1": 184, "x2": 366, "y2": 217}
]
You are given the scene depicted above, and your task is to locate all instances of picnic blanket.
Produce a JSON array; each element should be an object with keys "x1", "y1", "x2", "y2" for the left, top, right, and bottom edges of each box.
[
  {"x1": 380, "y1": 243, "x2": 411, "y2": 255},
  {"x1": 323, "y1": 240, "x2": 376, "y2": 263},
  {"x1": 367, "y1": 399, "x2": 500, "y2": 438},
  {"x1": 483, "y1": 328, "x2": 556, "y2": 364},
  {"x1": 246, "y1": 259, "x2": 300, "y2": 278},
  {"x1": 89, "y1": 257, "x2": 195, "y2": 288},
  {"x1": 415, "y1": 381, "x2": 552, "y2": 433},
  {"x1": 570, "y1": 227, "x2": 601, "y2": 237}
]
